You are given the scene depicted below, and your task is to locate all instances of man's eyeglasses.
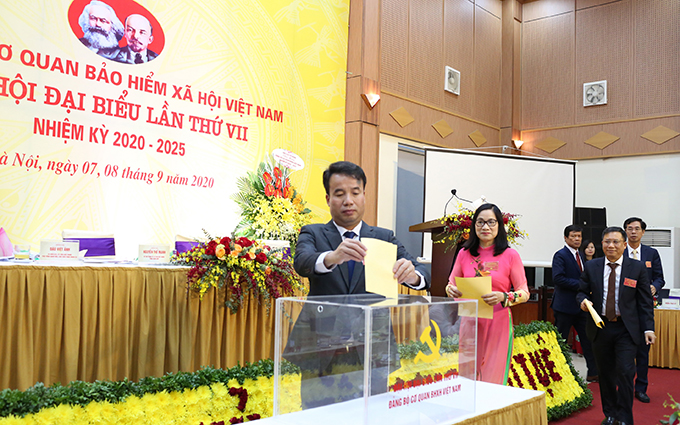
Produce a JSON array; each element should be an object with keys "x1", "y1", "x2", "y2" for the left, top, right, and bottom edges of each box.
[
  {"x1": 602, "y1": 239, "x2": 624, "y2": 246},
  {"x1": 475, "y1": 219, "x2": 497, "y2": 228}
]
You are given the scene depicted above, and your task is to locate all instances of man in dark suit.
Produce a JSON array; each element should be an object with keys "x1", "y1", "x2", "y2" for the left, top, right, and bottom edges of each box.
[
  {"x1": 287, "y1": 161, "x2": 429, "y2": 408},
  {"x1": 551, "y1": 224, "x2": 598, "y2": 382},
  {"x1": 294, "y1": 161, "x2": 429, "y2": 295},
  {"x1": 577, "y1": 227, "x2": 656, "y2": 425},
  {"x1": 623, "y1": 217, "x2": 665, "y2": 403}
]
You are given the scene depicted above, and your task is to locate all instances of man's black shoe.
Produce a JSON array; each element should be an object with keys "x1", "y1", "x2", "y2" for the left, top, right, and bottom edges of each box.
[
  {"x1": 601, "y1": 417, "x2": 616, "y2": 425},
  {"x1": 635, "y1": 391, "x2": 650, "y2": 403},
  {"x1": 587, "y1": 375, "x2": 599, "y2": 383}
]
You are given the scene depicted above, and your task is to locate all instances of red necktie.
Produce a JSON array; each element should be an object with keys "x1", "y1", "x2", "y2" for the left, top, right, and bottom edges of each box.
[
  {"x1": 576, "y1": 252, "x2": 583, "y2": 272},
  {"x1": 605, "y1": 263, "x2": 618, "y2": 320}
]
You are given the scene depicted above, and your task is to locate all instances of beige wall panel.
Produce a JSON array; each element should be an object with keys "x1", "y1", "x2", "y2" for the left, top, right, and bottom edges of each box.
[
  {"x1": 409, "y1": 0, "x2": 444, "y2": 106},
  {"x1": 521, "y1": 116, "x2": 680, "y2": 159},
  {"x1": 576, "y1": 0, "x2": 618, "y2": 10},
  {"x1": 380, "y1": 94, "x2": 500, "y2": 148},
  {"x1": 575, "y1": 0, "x2": 632, "y2": 124},
  {"x1": 476, "y1": 0, "x2": 502, "y2": 18},
  {"x1": 522, "y1": 12, "x2": 575, "y2": 130},
  {"x1": 501, "y1": 0, "x2": 515, "y2": 127},
  {"x1": 474, "y1": 7, "x2": 502, "y2": 127},
  {"x1": 513, "y1": 19, "x2": 522, "y2": 130},
  {"x1": 634, "y1": 0, "x2": 680, "y2": 118},
  {"x1": 381, "y1": 0, "x2": 410, "y2": 94},
  {"x1": 522, "y1": 0, "x2": 574, "y2": 22},
  {"x1": 514, "y1": 0, "x2": 522, "y2": 21},
  {"x1": 347, "y1": 0, "x2": 364, "y2": 77},
  {"x1": 361, "y1": 124, "x2": 380, "y2": 225},
  {"x1": 443, "y1": 0, "x2": 475, "y2": 116}
]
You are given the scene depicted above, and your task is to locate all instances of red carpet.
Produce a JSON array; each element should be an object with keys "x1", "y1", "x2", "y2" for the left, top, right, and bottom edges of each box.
[{"x1": 551, "y1": 367, "x2": 679, "y2": 425}]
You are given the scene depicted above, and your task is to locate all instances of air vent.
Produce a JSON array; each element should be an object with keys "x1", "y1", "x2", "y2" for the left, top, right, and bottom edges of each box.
[
  {"x1": 444, "y1": 66, "x2": 460, "y2": 96},
  {"x1": 641, "y1": 229, "x2": 671, "y2": 248},
  {"x1": 583, "y1": 80, "x2": 607, "y2": 107}
]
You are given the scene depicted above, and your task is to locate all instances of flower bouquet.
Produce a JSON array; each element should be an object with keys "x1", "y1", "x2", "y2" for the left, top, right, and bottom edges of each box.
[
  {"x1": 232, "y1": 156, "x2": 312, "y2": 253},
  {"x1": 172, "y1": 233, "x2": 306, "y2": 313},
  {"x1": 436, "y1": 203, "x2": 527, "y2": 252}
]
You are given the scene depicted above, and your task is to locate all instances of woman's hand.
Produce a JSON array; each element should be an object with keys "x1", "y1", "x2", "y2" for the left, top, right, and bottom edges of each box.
[
  {"x1": 446, "y1": 284, "x2": 462, "y2": 298},
  {"x1": 481, "y1": 291, "x2": 505, "y2": 306}
]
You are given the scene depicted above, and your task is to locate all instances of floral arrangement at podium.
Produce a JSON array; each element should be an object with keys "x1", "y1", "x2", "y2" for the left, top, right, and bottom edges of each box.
[
  {"x1": 172, "y1": 234, "x2": 306, "y2": 313},
  {"x1": 232, "y1": 156, "x2": 312, "y2": 254},
  {"x1": 436, "y1": 203, "x2": 527, "y2": 252}
]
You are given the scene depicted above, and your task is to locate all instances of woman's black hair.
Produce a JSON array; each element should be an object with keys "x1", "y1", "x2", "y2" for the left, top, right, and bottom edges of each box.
[
  {"x1": 580, "y1": 239, "x2": 599, "y2": 259},
  {"x1": 462, "y1": 203, "x2": 509, "y2": 257}
]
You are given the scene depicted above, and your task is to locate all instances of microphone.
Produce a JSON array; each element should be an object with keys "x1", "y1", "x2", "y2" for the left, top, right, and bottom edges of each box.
[{"x1": 444, "y1": 189, "x2": 473, "y2": 216}]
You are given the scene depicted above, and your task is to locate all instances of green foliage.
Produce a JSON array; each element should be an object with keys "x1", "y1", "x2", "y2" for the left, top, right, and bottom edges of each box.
[
  {"x1": 397, "y1": 335, "x2": 459, "y2": 360},
  {"x1": 514, "y1": 321, "x2": 594, "y2": 422},
  {"x1": 0, "y1": 359, "x2": 298, "y2": 419}
]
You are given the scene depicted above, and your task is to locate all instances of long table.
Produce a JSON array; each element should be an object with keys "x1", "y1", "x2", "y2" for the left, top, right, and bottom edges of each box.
[
  {"x1": 649, "y1": 308, "x2": 680, "y2": 369},
  {"x1": 0, "y1": 263, "x2": 276, "y2": 391}
]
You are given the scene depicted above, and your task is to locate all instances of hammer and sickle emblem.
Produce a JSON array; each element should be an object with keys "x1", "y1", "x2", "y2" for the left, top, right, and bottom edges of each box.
[{"x1": 414, "y1": 320, "x2": 441, "y2": 364}]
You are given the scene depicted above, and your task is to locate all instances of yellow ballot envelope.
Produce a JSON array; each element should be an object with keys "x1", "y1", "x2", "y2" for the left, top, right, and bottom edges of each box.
[
  {"x1": 455, "y1": 276, "x2": 494, "y2": 319},
  {"x1": 362, "y1": 238, "x2": 398, "y2": 299},
  {"x1": 585, "y1": 300, "x2": 604, "y2": 328}
]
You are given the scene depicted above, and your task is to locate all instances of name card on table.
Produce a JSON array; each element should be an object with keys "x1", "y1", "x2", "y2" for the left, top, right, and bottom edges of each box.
[
  {"x1": 661, "y1": 298, "x2": 680, "y2": 309},
  {"x1": 138, "y1": 244, "x2": 171, "y2": 263},
  {"x1": 40, "y1": 240, "x2": 79, "y2": 261}
]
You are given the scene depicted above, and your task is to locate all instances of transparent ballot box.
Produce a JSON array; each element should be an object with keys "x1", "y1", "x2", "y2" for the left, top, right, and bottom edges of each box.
[{"x1": 273, "y1": 295, "x2": 477, "y2": 425}]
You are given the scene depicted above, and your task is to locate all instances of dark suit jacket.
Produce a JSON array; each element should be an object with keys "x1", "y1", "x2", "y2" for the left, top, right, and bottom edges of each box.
[
  {"x1": 627, "y1": 244, "x2": 665, "y2": 293},
  {"x1": 113, "y1": 46, "x2": 159, "y2": 64},
  {"x1": 576, "y1": 256, "x2": 654, "y2": 345},
  {"x1": 551, "y1": 246, "x2": 585, "y2": 315},
  {"x1": 294, "y1": 220, "x2": 430, "y2": 296}
]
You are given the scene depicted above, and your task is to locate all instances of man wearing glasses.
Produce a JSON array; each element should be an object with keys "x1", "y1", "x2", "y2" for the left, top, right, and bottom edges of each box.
[
  {"x1": 623, "y1": 217, "x2": 665, "y2": 404},
  {"x1": 577, "y1": 227, "x2": 655, "y2": 425}
]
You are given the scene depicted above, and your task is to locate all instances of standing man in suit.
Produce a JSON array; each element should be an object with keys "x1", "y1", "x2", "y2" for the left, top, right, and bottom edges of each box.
[
  {"x1": 577, "y1": 227, "x2": 655, "y2": 425},
  {"x1": 294, "y1": 161, "x2": 429, "y2": 295},
  {"x1": 623, "y1": 217, "x2": 665, "y2": 403},
  {"x1": 551, "y1": 224, "x2": 599, "y2": 382},
  {"x1": 114, "y1": 14, "x2": 158, "y2": 64},
  {"x1": 289, "y1": 161, "x2": 429, "y2": 408}
]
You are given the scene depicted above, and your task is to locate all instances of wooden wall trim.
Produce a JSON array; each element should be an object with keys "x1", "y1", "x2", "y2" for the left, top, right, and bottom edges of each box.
[
  {"x1": 521, "y1": 113, "x2": 680, "y2": 133},
  {"x1": 383, "y1": 89, "x2": 501, "y2": 131}
]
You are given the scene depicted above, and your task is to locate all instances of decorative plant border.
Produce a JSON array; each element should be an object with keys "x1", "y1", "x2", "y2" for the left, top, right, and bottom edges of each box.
[{"x1": 0, "y1": 361, "x2": 301, "y2": 424}]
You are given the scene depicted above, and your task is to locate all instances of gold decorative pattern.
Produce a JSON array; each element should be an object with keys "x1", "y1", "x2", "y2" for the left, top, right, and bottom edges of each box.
[
  {"x1": 389, "y1": 107, "x2": 415, "y2": 127},
  {"x1": 535, "y1": 137, "x2": 567, "y2": 154},
  {"x1": 432, "y1": 120, "x2": 453, "y2": 138},
  {"x1": 585, "y1": 131, "x2": 620, "y2": 150},
  {"x1": 641, "y1": 126, "x2": 680, "y2": 145},
  {"x1": 468, "y1": 130, "x2": 487, "y2": 147}
]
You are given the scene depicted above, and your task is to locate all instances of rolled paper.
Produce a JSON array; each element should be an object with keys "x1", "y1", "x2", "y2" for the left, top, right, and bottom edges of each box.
[{"x1": 585, "y1": 300, "x2": 605, "y2": 328}]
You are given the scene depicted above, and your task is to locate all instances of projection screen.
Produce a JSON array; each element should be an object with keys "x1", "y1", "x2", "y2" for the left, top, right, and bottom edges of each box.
[{"x1": 423, "y1": 149, "x2": 575, "y2": 266}]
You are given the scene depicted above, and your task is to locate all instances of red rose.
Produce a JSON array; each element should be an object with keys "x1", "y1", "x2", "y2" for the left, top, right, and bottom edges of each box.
[
  {"x1": 220, "y1": 236, "x2": 231, "y2": 246},
  {"x1": 205, "y1": 240, "x2": 217, "y2": 256},
  {"x1": 264, "y1": 184, "x2": 275, "y2": 196},
  {"x1": 503, "y1": 216, "x2": 509, "y2": 224},
  {"x1": 236, "y1": 237, "x2": 253, "y2": 248},
  {"x1": 255, "y1": 252, "x2": 267, "y2": 264}
]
